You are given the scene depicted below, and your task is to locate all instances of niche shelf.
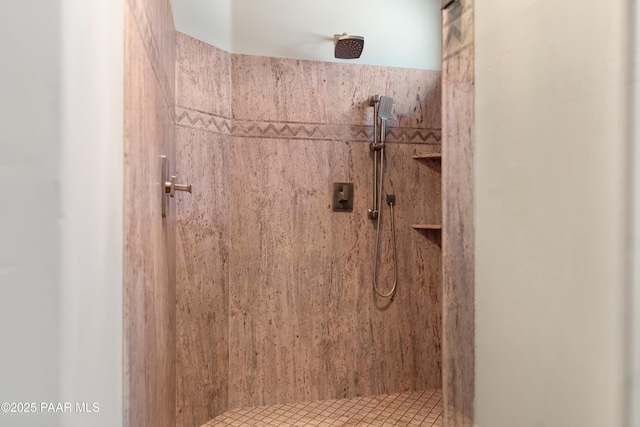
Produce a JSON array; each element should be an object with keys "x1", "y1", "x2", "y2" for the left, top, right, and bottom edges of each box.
[
  {"x1": 412, "y1": 152, "x2": 442, "y2": 235},
  {"x1": 412, "y1": 224, "x2": 442, "y2": 231},
  {"x1": 412, "y1": 153, "x2": 442, "y2": 160}
]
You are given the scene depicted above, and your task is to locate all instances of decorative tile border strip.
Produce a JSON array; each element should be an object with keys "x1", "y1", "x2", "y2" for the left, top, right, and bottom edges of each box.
[
  {"x1": 232, "y1": 120, "x2": 441, "y2": 144},
  {"x1": 176, "y1": 106, "x2": 441, "y2": 144},
  {"x1": 176, "y1": 106, "x2": 232, "y2": 135},
  {"x1": 387, "y1": 128, "x2": 442, "y2": 144},
  {"x1": 233, "y1": 120, "x2": 358, "y2": 141}
]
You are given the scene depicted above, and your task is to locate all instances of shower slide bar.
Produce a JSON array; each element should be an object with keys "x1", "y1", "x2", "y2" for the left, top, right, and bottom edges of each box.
[
  {"x1": 367, "y1": 95, "x2": 398, "y2": 298},
  {"x1": 367, "y1": 95, "x2": 393, "y2": 220}
]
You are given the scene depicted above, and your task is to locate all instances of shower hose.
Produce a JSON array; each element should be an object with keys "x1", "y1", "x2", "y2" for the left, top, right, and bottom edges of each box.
[{"x1": 373, "y1": 146, "x2": 398, "y2": 298}]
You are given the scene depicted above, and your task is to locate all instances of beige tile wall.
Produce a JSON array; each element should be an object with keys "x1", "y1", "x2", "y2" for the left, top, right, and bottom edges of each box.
[
  {"x1": 442, "y1": 0, "x2": 475, "y2": 426},
  {"x1": 175, "y1": 33, "x2": 232, "y2": 427},
  {"x1": 176, "y1": 33, "x2": 443, "y2": 423},
  {"x1": 123, "y1": 0, "x2": 176, "y2": 426},
  {"x1": 229, "y1": 55, "x2": 442, "y2": 409},
  {"x1": 227, "y1": 137, "x2": 442, "y2": 408}
]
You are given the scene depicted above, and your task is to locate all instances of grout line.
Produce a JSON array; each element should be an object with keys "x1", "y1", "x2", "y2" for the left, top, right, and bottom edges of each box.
[
  {"x1": 384, "y1": 390, "x2": 417, "y2": 425},
  {"x1": 206, "y1": 391, "x2": 445, "y2": 426},
  {"x1": 405, "y1": 389, "x2": 438, "y2": 426}
]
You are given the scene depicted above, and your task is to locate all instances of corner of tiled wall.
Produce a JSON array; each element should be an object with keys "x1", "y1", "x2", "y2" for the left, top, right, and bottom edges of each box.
[
  {"x1": 124, "y1": 0, "x2": 177, "y2": 426},
  {"x1": 442, "y1": 0, "x2": 475, "y2": 425}
]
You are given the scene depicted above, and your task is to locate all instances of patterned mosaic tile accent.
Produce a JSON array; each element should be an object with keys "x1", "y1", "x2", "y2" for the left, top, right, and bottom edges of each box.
[
  {"x1": 176, "y1": 106, "x2": 441, "y2": 145},
  {"x1": 176, "y1": 106, "x2": 232, "y2": 135},
  {"x1": 203, "y1": 390, "x2": 443, "y2": 427}
]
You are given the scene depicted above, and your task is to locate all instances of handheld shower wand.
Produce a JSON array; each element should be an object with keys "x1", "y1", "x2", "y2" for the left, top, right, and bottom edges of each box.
[{"x1": 377, "y1": 96, "x2": 394, "y2": 138}]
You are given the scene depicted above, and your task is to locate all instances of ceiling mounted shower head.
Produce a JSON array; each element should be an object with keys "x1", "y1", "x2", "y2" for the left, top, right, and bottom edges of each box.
[{"x1": 334, "y1": 33, "x2": 364, "y2": 59}]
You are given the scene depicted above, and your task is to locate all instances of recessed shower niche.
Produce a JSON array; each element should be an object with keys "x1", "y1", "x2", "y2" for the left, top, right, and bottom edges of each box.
[{"x1": 412, "y1": 151, "x2": 443, "y2": 233}]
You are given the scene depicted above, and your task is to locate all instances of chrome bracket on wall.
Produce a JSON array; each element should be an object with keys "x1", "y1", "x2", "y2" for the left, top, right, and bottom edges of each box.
[{"x1": 161, "y1": 155, "x2": 192, "y2": 217}]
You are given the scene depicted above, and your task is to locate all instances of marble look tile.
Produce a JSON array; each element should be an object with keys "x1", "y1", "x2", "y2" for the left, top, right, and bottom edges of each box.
[
  {"x1": 127, "y1": 0, "x2": 175, "y2": 114},
  {"x1": 443, "y1": 0, "x2": 474, "y2": 60},
  {"x1": 176, "y1": 127, "x2": 230, "y2": 427},
  {"x1": 381, "y1": 142, "x2": 442, "y2": 390},
  {"x1": 442, "y1": 11, "x2": 475, "y2": 427},
  {"x1": 124, "y1": 2, "x2": 176, "y2": 427},
  {"x1": 227, "y1": 138, "x2": 441, "y2": 408},
  {"x1": 442, "y1": 0, "x2": 473, "y2": 27},
  {"x1": 176, "y1": 36, "x2": 443, "y2": 419},
  {"x1": 175, "y1": 34, "x2": 232, "y2": 427},
  {"x1": 445, "y1": 410, "x2": 474, "y2": 427},
  {"x1": 139, "y1": 0, "x2": 175, "y2": 101},
  {"x1": 232, "y1": 55, "x2": 441, "y2": 130},
  {"x1": 176, "y1": 32, "x2": 232, "y2": 118}
]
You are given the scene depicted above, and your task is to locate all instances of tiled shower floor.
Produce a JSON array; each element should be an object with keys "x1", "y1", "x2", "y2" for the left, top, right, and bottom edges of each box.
[{"x1": 203, "y1": 389, "x2": 443, "y2": 427}]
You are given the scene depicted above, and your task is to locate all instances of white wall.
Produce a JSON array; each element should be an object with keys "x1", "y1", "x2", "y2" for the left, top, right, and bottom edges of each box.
[
  {"x1": 59, "y1": 1, "x2": 123, "y2": 426},
  {"x1": 0, "y1": 2, "x2": 63, "y2": 425},
  {"x1": 631, "y1": 1, "x2": 640, "y2": 424},
  {"x1": 0, "y1": 1, "x2": 123, "y2": 426},
  {"x1": 171, "y1": 0, "x2": 441, "y2": 70},
  {"x1": 475, "y1": 1, "x2": 630, "y2": 426},
  {"x1": 171, "y1": 0, "x2": 232, "y2": 51}
]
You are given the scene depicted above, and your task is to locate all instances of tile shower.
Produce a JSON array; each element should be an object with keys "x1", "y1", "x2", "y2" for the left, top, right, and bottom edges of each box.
[{"x1": 174, "y1": 33, "x2": 443, "y2": 427}]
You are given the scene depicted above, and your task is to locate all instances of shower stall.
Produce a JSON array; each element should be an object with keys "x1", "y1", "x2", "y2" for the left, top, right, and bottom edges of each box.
[
  {"x1": 173, "y1": 32, "x2": 443, "y2": 427},
  {"x1": 121, "y1": 0, "x2": 484, "y2": 423}
]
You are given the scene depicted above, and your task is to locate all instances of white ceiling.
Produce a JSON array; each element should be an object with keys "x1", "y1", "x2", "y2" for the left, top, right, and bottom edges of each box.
[{"x1": 170, "y1": 0, "x2": 442, "y2": 70}]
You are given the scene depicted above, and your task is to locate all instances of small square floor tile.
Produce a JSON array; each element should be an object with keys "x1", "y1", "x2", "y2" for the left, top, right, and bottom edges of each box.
[{"x1": 202, "y1": 390, "x2": 442, "y2": 427}]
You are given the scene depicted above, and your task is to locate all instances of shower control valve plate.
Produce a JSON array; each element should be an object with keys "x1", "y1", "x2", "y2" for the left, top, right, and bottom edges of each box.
[{"x1": 332, "y1": 182, "x2": 354, "y2": 212}]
